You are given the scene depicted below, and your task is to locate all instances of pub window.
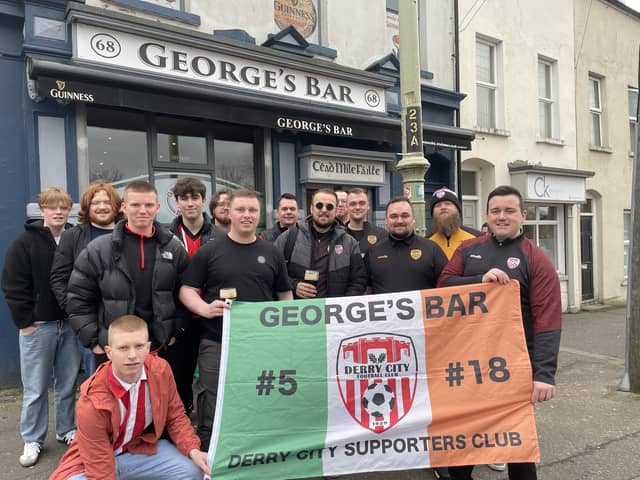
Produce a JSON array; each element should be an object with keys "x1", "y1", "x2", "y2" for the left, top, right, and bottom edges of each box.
[
  {"x1": 86, "y1": 106, "x2": 149, "y2": 187},
  {"x1": 157, "y1": 115, "x2": 207, "y2": 165},
  {"x1": 84, "y1": 106, "x2": 262, "y2": 225},
  {"x1": 215, "y1": 139, "x2": 255, "y2": 191},
  {"x1": 523, "y1": 204, "x2": 565, "y2": 274}
]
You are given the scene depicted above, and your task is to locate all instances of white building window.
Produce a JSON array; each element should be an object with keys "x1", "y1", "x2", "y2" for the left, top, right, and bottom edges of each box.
[
  {"x1": 523, "y1": 204, "x2": 565, "y2": 274},
  {"x1": 538, "y1": 58, "x2": 558, "y2": 140},
  {"x1": 461, "y1": 170, "x2": 479, "y2": 228},
  {"x1": 624, "y1": 210, "x2": 631, "y2": 278},
  {"x1": 589, "y1": 75, "x2": 604, "y2": 146},
  {"x1": 476, "y1": 37, "x2": 500, "y2": 129},
  {"x1": 629, "y1": 87, "x2": 638, "y2": 156}
]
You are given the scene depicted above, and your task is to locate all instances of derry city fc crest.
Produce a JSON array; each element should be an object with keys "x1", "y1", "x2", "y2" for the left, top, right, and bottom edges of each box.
[{"x1": 336, "y1": 333, "x2": 418, "y2": 434}]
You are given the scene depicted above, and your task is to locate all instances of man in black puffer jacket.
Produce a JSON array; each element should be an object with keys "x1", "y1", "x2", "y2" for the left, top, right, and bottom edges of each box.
[
  {"x1": 274, "y1": 189, "x2": 366, "y2": 299},
  {"x1": 66, "y1": 181, "x2": 189, "y2": 362}
]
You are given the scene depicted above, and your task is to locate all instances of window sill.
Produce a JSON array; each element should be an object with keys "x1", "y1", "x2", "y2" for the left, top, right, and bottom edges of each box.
[
  {"x1": 474, "y1": 126, "x2": 511, "y2": 137},
  {"x1": 536, "y1": 137, "x2": 565, "y2": 146},
  {"x1": 589, "y1": 145, "x2": 613, "y2": 154},
  {"x1": 105, "y1": 0, "x2": 201, "y2": 26}
]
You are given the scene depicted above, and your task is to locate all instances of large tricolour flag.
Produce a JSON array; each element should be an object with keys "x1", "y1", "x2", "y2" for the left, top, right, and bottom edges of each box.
[{"x1": 206, "y1": 281, "x2": 539, "y2": 479}]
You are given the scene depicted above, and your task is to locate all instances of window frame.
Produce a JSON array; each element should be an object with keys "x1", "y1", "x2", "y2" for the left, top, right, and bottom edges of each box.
[
  {"x1": 629, "y1": 87, "x2": 638, "y2": 157},
  {"x1": 523, "y1": 204, "x2": 566, "y2": 275},
  {"x1": 106, "y1": 0, "x2": 199, "y2": 25},
  {"x1": 461, "y1": 170, "x2": 479, "y2": 229},
  {"x1": 589, "y1": 75, "x2": 603, "y2": 147},
  {"x1": 537, "y1": 57, "x2": 558, "y2": 140},
  {"x1": 475, "y1": 37, "x2": 499, "y2": 130}
]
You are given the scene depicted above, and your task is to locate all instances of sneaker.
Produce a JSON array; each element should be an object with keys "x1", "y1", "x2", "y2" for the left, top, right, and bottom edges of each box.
[
  {"x1": 19, "y1": 442, "x2": 41, "y2": 467},
  {"x1": 56, "y1": 429, "x2": 76, "y2": 445},
  {"x1": 433, "y1": 467, "x2": 451, "y2": 479},
  {"x1": 488, "y1": 463, "x2": 507, "y2": 472}
]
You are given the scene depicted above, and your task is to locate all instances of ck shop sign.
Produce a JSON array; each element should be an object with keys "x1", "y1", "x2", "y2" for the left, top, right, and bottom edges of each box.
[{"x1": 74, "y1": 24, "x2": 386, "y2": 113}]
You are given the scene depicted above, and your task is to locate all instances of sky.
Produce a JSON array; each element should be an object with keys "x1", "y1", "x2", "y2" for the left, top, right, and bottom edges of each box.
[{"x1": 622, "y1": 0, "x2": 640, "y2": 12}]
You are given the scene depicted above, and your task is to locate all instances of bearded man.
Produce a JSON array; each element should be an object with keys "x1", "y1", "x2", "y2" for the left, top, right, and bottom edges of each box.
[
  {"x1": 208, "y1": 189, "x2": 231, "y2": 232},
  {"x1": 428, "y1": 187, "x2": 480, "y2": 260},
  {"x1": 51, "y1": 181, "x2": 123, "y2": 375}
]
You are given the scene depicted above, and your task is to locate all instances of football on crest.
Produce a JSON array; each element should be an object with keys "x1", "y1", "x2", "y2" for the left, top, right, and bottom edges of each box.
[{"x1": 361, "y1": 382, "x2": 395, "y2": 418}]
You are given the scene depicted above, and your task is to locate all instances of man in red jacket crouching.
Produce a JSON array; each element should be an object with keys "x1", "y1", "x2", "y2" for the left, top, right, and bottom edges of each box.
[{"x1": 50, "y1": 315, "x2": 209, "y2": 480}]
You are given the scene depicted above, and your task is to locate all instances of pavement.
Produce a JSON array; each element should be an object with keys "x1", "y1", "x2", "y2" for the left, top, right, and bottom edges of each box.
[{"x1": 1, "y1": 307, "x2": 639, "y2": 480}]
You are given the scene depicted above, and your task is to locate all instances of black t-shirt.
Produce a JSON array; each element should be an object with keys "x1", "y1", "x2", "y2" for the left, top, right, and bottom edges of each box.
[
  {"x1": 181, "y1": 234, "x2": 292, "y2": 342},
  {"x1": 365, "y1": 233, "x2": 448, "y2": 294},
  {"x1": 90, "y1": 224, "x2": 113, "y2": 241},
  {"x1": 346, "y1": 228, "x2": 365, "y2": 242}
]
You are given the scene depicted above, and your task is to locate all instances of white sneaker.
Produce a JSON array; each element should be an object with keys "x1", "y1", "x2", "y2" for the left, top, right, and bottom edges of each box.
[
  {"x1": 19, "y1": 442, "x2": 41, "y2": 467},
  {"x1": 56, "y1": 429, "x2": 76, "y2": 445},
  {"x1": 488, "y1": 463, "x2": 507, "y2": 471}
]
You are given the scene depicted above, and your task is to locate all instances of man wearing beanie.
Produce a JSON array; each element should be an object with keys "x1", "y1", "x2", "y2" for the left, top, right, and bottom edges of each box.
[{"x1": 428, "y1": 186, "x2": 480, "y2": 260}]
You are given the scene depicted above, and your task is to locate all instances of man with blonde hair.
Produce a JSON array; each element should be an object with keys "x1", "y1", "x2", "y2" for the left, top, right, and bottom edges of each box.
[
  {"x1": 2, "y1": 186, "x2": 80, "y2": 467},
  {"x1": 51, "y1": 181, "x2": 123, "y2": 375},
  {"x1": 50, "y1": 315, "x2": 209, "y2": 480}
]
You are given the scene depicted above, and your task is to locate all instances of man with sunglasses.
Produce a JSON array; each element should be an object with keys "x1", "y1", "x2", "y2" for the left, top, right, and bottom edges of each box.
[{"x1": 274, "y1": 188, "x2": 367, "y2": 299}]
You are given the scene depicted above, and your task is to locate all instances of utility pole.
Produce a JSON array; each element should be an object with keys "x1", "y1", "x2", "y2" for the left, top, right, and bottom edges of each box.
[
  {"x1": 625, "y1": 45, "x2": 640, "y2": 392},
  {"x1": 397, "y1": 0, "x2": 430, "y2": 236},
  {"x1": 621, "y1": 44, "x2": 640, "y2": 393}
]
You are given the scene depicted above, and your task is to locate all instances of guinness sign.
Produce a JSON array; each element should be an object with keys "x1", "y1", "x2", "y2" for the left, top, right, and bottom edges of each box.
[
  {"x1": 43, "y1": 78, "x2": 95, "y2": 103},
  {"x1": 274, "y1": 0, "x2": 317, "y2": 39}
]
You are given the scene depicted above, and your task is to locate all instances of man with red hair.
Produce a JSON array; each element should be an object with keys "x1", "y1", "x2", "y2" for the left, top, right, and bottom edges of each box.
[{"x1": 51, "y1": 181, "x2": 123, "y2": 374}]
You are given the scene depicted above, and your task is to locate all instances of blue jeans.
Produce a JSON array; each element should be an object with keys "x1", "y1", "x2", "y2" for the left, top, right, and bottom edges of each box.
[
  {"x1": 76, "y1": 337, "x2": 97, "y2": 383},
  {"x1": 67, "y1": 439, "x2": 204, "y2": 479},
  {"x1": 19, "y1": 320, "x2": 81, "y2": 444}
]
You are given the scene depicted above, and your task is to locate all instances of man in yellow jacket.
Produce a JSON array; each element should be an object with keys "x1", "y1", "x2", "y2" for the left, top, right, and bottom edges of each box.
[{"x1": 428, "y1": 187, "x2": 480, "y2": 260}]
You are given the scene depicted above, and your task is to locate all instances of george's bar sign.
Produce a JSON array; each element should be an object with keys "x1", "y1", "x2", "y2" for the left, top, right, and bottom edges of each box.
[
  {"x1": 276, "y1": 116, "x2": 353, "y2": 137},
  {"x1": 73, "y1": 24, "x2": 386, "y2": 113}
]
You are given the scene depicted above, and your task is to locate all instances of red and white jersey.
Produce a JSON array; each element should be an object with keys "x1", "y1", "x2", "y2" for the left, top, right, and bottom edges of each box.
[{"x1": 108, "y1": 366, "x2": 153, "y2": 455}]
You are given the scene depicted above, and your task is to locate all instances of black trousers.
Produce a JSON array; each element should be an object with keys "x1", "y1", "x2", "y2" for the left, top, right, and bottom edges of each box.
[
  {"x1": 448, "y1": 463, "x2": 537, "y2": 480},
  {"x1": 165, "y1": 321, "x2": 201, "y2": 412}
]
